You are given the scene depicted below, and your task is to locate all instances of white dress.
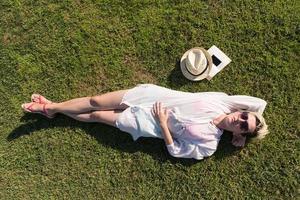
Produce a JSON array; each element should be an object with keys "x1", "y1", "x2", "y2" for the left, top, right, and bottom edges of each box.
[{"x1": 115, "y1": 84, "x2": 267, "y2": 160}]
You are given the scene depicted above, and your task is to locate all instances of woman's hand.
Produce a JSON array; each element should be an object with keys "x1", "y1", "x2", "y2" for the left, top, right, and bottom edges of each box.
[
  {"x1": 231, "y1": 134, "x2": 246, "y2": 147},
  {"x1": 152, "y1": 102, "x2": 169, "y2": 125},
  {"x1": 152, "y1": 102, "x2": 173, "y2": 145}
]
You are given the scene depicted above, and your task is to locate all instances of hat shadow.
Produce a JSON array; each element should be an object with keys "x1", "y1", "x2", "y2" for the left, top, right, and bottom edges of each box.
[
  {"x1": 8, "y1": 113, "x2": 238, "y2": 165},
  {"x1": 166, "y1": 60, "x2": 192, "y2": 88},
  {"x1": 167, "y1": 60, "x2": 214, "y2": 89}
]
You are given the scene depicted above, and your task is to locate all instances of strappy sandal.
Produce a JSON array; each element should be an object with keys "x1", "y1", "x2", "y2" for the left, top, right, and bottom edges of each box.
[{"x1": 21, "y1": 102, "x2": 55, "y2": 119}]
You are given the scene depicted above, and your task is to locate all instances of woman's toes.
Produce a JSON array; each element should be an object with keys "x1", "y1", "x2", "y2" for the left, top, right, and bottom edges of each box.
[
  {"x1": 21, "y1": 103, "x2": 26, "y2": 109},
  {"x1": 31, "y1": 94, "x2": 41, "y2": 102},
  {"x1": 21, "y1": 102, "x2": 32, "y2": 112},
  {"x1": 31, "y1": 94, "x2": 52, "y2": 104},
  {"x1": 21, "y1": 102, "x2": 42, "y2": 113}
]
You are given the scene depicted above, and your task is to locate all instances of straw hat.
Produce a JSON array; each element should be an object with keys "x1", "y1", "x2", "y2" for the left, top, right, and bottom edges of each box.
[{"x1": 180, "y1": 47, "x2": 212, "y2": 81}]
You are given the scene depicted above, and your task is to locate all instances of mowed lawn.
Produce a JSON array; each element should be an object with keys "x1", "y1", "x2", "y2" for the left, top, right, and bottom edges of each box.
[{"x1": 0, "y1": 0, "x2": 299, "y2": 199}]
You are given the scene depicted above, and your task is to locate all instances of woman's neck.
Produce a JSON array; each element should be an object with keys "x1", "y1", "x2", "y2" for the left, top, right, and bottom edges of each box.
[{"x1": 213, "y1": 114, "x2": 227, "y2": 129}]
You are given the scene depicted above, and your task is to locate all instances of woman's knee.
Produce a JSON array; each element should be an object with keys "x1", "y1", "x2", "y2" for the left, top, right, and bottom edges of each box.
[
  {"x1": 90, "y1": 111, "x2": 103, "y2": 121},
  {"x1": 90, "y1": 92, "x2": 127, "y2": 110},
  {"x1": 89, "y1": 111, "x2": 117, "y2": 126},
  {"x1": 90, "y1": 96, "x2": 103, "y2": 107}
]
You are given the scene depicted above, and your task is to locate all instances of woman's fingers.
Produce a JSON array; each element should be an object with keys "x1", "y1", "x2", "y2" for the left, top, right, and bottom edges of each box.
[
  {"x1": 152, "y1": 102, "x2": 157, "y2": 114},
  {"x1": 152, "y1": 102, "x2": 166, "y2": 116},
  {"x1": 158, "y1": 102, "x2": 161, "y2": 113},
  {"x1": 233, "y1": 139, "x2": 243, "y2": 147},
  {"x1": 152, "y1": 102, "x2": 169, "y2": 124},
  {"x1": 151, "y1": 107, "x2": 155, "y2": 116},
  {"x1": 232, "y1": 139, "x2": 237, "y2": 146},
  {"x1": 153, "y1": 102, "x2": 161, "y2": 112},
  {"x1": 156, "y1": 102, "x2": 161, "y2": 113},
  {"x1": 152, "y1": 102, "x2": 168, "y2": 114},
  {"x1": 232, "y1": 134, "x2": 246, "y2": 147},
  {"x1": 234, "y1": 138, "x2": 240, "y2": 147},
  {"x1": 232, "y1": 137, "x2": 239, "y2": 147}
]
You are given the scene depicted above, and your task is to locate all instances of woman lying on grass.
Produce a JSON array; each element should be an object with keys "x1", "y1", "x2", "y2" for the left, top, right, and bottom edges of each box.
[{"x1": 21, "y1": 84, "x2": 268, "y2": 160}]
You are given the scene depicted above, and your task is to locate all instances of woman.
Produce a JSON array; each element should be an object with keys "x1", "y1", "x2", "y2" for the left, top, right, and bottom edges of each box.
[{"x1": 21, "y1": 84, "x2": 268, "y2": 160}]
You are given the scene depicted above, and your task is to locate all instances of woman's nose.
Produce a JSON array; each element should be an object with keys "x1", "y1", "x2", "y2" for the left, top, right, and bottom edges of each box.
[{"x1": 239, "y1": 118, "x2": 247, "y2": 122}]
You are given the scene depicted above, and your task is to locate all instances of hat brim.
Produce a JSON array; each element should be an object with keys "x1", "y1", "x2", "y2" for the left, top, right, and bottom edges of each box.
[{"x1": 180, "y1": 47, "x2": 212, "y2": 81}]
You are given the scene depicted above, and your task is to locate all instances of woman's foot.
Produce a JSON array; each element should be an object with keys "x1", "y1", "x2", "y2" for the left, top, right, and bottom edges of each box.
[
  {"x1": 21, "y1": 102, "x2": 55, "y2": 118},
  {"x1": 31, "y1": 94, "x2": 53, "y2": 104}
]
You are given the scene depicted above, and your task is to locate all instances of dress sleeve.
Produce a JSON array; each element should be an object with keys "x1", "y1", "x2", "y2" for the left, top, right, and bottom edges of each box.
[
  {"x1": 166, "y1": 138, "x2": 216, "y2": 160},
  {"x1": 224, "y1": 95, "x2": 267, "y2": 115}
]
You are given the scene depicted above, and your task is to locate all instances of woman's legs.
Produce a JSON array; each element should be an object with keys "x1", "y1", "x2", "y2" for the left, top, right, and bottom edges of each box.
[
  {"x1": 22, "y1": 89, "x2": 130, "y2": 127},
  {"x1": 50, "y1": 89, "x2": 129, "y2": 114},
  {"x1": 24, "y1": 89, "x2": 129, "y2": 116},
  {"x1": 64, "y1": 110, "x2": 122, "y2": 127}
]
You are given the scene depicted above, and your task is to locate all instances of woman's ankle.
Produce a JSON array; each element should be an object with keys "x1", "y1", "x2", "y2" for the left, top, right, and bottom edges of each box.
[{"x1": 46, "y1": 103, "x2": 58, "y2": 115}]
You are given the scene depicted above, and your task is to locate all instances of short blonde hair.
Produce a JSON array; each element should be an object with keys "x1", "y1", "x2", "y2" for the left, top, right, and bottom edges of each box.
[{"x1": 248, "y1": 111, "x2": 269, "y2": 140}]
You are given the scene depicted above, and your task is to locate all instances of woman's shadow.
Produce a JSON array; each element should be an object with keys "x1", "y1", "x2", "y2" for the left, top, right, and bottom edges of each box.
[{"x1": 8, "y1": 112, "x2": 239, "y2": 166}]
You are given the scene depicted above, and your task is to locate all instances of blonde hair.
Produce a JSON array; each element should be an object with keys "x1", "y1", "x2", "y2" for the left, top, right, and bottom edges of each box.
[{"x1": 248, "y1": 111, "x2": 269, "y2": 140}]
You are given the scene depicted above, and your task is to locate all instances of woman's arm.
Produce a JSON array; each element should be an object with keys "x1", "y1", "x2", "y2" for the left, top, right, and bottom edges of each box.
[
  {"x1": 152, "y1": 102, "x2": 173, "y2": 145},
  {"x1": 225, "y1": 96, "x2": 267, "y2": 115},
  {"x1": 159, "y1": 122, "x2": 174, "y2": 145}
]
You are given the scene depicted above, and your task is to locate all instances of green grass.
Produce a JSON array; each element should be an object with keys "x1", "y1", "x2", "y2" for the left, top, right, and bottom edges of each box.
[{"x1": 1, "y1": 0, "x2": 299, "y2": 199}]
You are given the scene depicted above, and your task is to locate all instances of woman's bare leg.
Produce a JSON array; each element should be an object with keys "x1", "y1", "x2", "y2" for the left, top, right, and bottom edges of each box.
[
  {"x1": 23, "y1": 90, "x2": 129, "y2": 116},
  {"x1": 64, "y1": 110, "x2": 122, "y2": 127}
]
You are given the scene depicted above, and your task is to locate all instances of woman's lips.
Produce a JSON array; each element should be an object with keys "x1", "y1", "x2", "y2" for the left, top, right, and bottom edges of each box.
[{"x1": 230, "y1": 117, "x2": 237, "y2": 124}]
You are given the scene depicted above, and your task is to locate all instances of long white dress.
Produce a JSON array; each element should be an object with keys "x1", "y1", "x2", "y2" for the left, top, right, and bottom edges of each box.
[{"x1": 115, "y1": 84, "x2": 267, "y2": 160}]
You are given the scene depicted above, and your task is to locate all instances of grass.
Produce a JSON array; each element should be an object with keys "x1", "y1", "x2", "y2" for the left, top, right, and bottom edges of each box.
[{"x1": 0, "y1": 0, "x2": 299, "y2": 199}]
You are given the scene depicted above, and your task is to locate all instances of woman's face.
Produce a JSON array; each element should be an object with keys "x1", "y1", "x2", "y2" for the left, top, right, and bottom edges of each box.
[{"x1": 222, "y1": 111, "x2": 257, "y2": 135}]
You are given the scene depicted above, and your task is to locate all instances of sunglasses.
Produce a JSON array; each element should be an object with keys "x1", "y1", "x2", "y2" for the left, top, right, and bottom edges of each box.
[
  {"x1": 240, "y1": 112, "x2": 249, "y2": 131},
  {"x1": 240, "y1": 112, "x2": 261, "y2": 137}
]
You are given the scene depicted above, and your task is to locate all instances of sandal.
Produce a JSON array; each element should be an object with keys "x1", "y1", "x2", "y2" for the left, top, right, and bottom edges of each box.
[
  {"x1": 21, "y1": 102, "x2": 55, "y2": 119},
  {"x1": 31, "y1": 94, "x2": 52, "y2": 104}
]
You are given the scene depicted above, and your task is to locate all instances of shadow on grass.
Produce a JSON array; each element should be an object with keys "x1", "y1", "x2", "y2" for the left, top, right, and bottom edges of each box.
[
  {"x1": 8, "y1": 113, "x2": 240, "y2": 165},
  {"x1": 166, "y1": 60, "x2": 192, "y2": 88}
]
